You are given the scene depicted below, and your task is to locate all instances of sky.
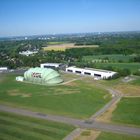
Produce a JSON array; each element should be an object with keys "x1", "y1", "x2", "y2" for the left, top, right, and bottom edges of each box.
[{"x1": 0, "y1": 0, "x2": 140, "y2": 37}]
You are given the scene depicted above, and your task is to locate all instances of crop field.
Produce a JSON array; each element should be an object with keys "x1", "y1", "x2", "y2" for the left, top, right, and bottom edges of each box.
[
  {"x1": 43, "y1": 43, "x2": 99, "y2": 51},
  {"x1": 96, "y1": 132, "x2": 140, "y2": 140},
  {"x1": 95, "y1": 62, "x2": 140, "y2": 72},
  {"x1": 0, "y1": 111, "x2": 74, "y2": 140},
  {"x1": 83, "y1": 54, "x2": 135, "y2": 62},
  {"x1": 112, "y1": 97, "x2": 140, "y2": 126},
  {"x1": 0, "y1": 73, "x2": 111, "y2": 119}
]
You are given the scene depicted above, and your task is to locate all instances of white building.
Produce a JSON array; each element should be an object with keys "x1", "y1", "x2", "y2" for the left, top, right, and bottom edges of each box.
[
  {"x1": 19, "y1": 50, "x2": 38, "y2": 56},
  {"x1": 66, "y1": 66, "x2": 117, "y2": 80},
  {"x1": 0, "y1": 67, "x2": 8, "y2": 71},
  {"x1": 40, "y1": 63, "x2": 63, "y2": 69},
  {"x1": 16, "y1": 76, "x2": 24, "y2": 82}
]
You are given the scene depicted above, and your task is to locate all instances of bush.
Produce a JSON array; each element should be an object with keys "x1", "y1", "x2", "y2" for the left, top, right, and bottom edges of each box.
[
  {"x1": 117, "y1": 68, "x2": 131, "y2": 76},
  {"x1": 133, "y1": 70, "x2": 140, "y2": 76}
]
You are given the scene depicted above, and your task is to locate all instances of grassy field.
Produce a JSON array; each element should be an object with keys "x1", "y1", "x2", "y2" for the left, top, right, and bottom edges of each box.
[
  {"x1": 47, "y1": 42, "x2": 66, "y2": 45},
  {"x1": 0, "y1": 73, "x2": 111, "y2": 119},
  {"x1": 95, "y1": 62, "x2": 140, "y2": 72},
  {"x1": 112, "y1": 97, "x2": 140, "y2": 126},
  {"x1": 0, "y1": 111, "x2": 74, "y2": 140},
  {"x1": 96, "y1": 132, "x2": 140, "y2": 140},
  {"x1": 130, "y1": 78, "x2": 140, "y2": 86},
  {"x1": 83, "y1": 54, "x2": 135, "y2": 62},
  {"x1": 43, "y1": 43, "x2": 99, "y2": 51}
]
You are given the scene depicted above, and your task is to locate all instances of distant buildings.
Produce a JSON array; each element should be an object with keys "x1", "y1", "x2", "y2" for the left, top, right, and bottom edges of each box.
[{"x1": 19, "y1": 50, "x2": 38, "y2": 56}]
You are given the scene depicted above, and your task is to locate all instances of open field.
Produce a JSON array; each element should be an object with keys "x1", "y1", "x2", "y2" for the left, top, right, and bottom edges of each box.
[
  {"x1": 112, "y1": 97, "x2": 140, "y2": 126},
  {"x1": 95, "y1": 62, "x2": 140, "y2": 72},
  {"x1": 130, "y1": 78, "x2": 140, "y2": 86},
  {"x1": 47, "y1": 42, "x2": 66, "y2": 45},
  {"x1": 0, "y1": 73, "x2": 111, "y2": 119},
  {"x1": 83, "y1": 54, "x2": 135, "y2": 62},
  {"x1": 115, "y1": 84, "x2": 140, "y2": 96},
  {"x1": 74, "y1": 129, "x2": 140, "y2": 140},
  {"x1": 74, "y1": 129, "x2": 101, "y2": 140},
  {"x1": 0, "y1": 111, "x2": 74, "y2": 140},
  {"x1": 43, "y1": 43, "x2": 99, "y2": 51},
  {"x1": 96, "y1": 132, "x2": 140, "y2": 140}
]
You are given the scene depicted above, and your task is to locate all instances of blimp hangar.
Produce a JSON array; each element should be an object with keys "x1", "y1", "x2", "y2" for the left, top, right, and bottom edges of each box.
[{"x1": 16, "y1": 67, "x2": 63, "y2": 85}]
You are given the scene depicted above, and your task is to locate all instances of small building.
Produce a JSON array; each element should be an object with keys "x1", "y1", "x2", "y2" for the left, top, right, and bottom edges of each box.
[
  {"x1": 16, "y1": 76, "x2": 24, "y2": 82},
  {"x1": 19, "y1": 50, "x2": 38, "y2": 56},
  {"x1": 40, "y1": 63, "x2": 67, "y2": 70},
  {"x1": 0, "y1": 67, "x2": 8, "y2": 71},
  {"x1": 66, "y1": 66, "x2": 117, "y2": 80}
]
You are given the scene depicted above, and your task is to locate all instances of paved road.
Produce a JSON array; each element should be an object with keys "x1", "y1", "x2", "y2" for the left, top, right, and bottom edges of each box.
[
  {"x1": 0, "y1": 69, "x2": 26, "y2": 74},
  {"x1": 0, "y1": 104, "x2": 140, "y2": 136},
  {"x1": 90, "y1": 94, "x2": 122, "y2": 120},
  {"x1": 89, "y1": 81, "x2": 123, "y2": 120}
]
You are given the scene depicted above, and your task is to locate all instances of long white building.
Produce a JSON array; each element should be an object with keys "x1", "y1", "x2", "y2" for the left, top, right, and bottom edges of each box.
[
  {"x1": 40, "y1": 63, "x2": 63, "y2": 69},
  {"x1": 0, "y1": 67, "x2": 8, "y2": 71},
  {"x1": 66, "y1": 66, "x2": 117, "y2": 79}
]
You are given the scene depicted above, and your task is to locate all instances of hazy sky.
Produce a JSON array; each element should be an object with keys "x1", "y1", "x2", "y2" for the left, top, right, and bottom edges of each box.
[{"x1": 0, "y1": 0, "x2": 140, "y2": 37}]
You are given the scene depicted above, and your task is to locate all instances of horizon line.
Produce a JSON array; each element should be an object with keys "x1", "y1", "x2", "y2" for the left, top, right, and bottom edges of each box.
[{"x1": 0, "y1": 30, "x2": 140, "y2": 38}]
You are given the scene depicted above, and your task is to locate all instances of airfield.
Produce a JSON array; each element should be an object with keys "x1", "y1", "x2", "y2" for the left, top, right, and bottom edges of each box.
[{"x1": 0, "y1": 71, "x2": 140, "y2": 140}]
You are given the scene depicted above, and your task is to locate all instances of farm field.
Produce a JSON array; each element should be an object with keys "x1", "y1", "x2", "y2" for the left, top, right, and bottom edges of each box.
[
  {"x1": 112, "y1": 97, "x2": 140, "y2": 126},
  {"x1": 43, "y1": 43, "x2": 99, "y2": 51},
  {"x1": 0, "y1": 73, "x2": 111, "y2": 119},
  {"x1": 0, "y1": 111, "x2": 74, "y2": 140},
  {"x1": 96, "y1": 132, "x2": 140, "y2": 140},
  {"x1": 95, "y1": 62, "x2": 140, "y2": 72},
  {"x1": 83, "y1": 54, "x2": 135, "y2": 62}
]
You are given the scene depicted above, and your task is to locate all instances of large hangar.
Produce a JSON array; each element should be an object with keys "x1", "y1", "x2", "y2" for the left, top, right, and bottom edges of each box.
[
  {"x1": 66, "y1": 66, "x2": 117, "y2": 79},
  {"x1": 16, "y1": 67, "x2": 63, "y2": 85}
]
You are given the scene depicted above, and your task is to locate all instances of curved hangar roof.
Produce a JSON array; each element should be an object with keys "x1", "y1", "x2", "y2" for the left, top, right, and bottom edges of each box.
[{"x1": 24, "y1": 67, "x2": 63, "y2": 85}]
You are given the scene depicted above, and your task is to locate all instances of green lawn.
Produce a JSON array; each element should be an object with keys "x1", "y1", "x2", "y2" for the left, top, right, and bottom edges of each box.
[
  {"x1": 96, "y1": 132, "x2": 140, "y2": 140},
  {"x1": 112, "y1": 97, "x2": 140, "y2": 126},
  {"x1": 0, "y1": 111, "x2": 74, "y2": 140},
  {"x1": 130, "y1": 78, "x2": 140, "y2": 86},
  {"x1": 0, "y1": 74, "x2": 111, "y2": 118},
  {"x1": 95, "y1": 63, "x2": 140, "y2": 72},
  {"x1": 83, "y1": 54, "x2": 135, "y2": 62}
]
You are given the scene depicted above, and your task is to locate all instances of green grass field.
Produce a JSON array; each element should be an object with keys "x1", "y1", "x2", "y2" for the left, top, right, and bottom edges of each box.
[
  {"x1": 130, "y1": 78, "x2": 140, "y2": 86},
  {"x1": 0, "y1": 111, "x2": 74, "y2": 140},
  {"x1": 0, "y1": 74, "x2": 111, "y2": 118},
  {"x1": 95, "y1": 62, "x2": 140, "y2": 72},
  {"x1": 96, "y1": 132, "x2": 140, "y2": 140},
  {"x1": 112, "y1": 97, "x2": 140, "y2": 126},
  {"x1": 83, "y1": 54, "x2": 135, "y2": 62}
]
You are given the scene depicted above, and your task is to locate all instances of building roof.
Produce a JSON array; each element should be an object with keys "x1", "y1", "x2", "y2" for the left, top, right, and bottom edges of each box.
[
  {"x1": 41, "y1": 63, "x2": 61, "y2": 65},
  {"x1": 67, "y1": 66, "x2": 116, "y2": 74}
]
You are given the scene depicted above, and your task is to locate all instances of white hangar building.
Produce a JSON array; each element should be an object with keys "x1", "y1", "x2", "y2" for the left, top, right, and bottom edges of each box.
[
  {"x1": 40, "y1": 63, "x2": 61, "y2": 69},
  {"x1": 66, "y1": 66, "x2": 117, "y2": 80},
  {"x1": 40, "y1": 63, "x2": 67, "y2": 70}
]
